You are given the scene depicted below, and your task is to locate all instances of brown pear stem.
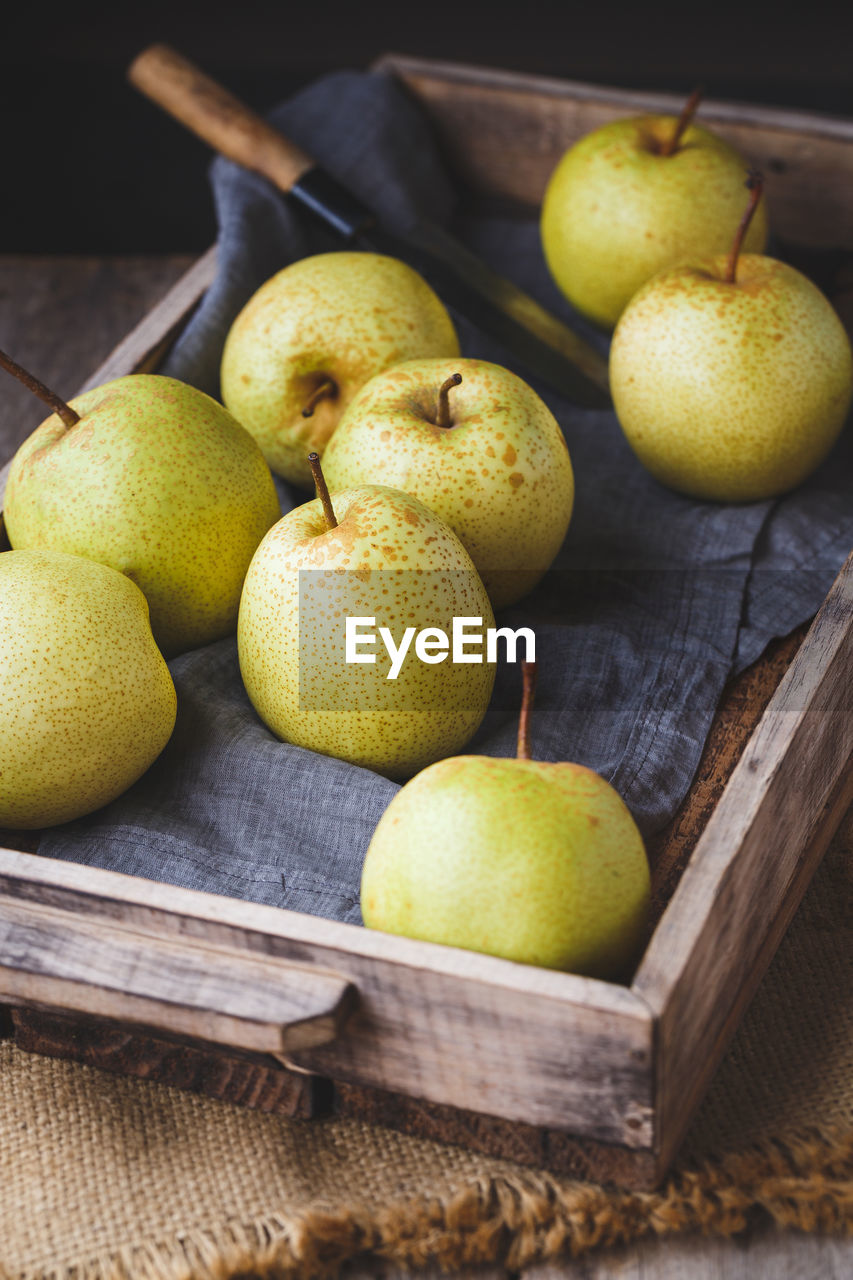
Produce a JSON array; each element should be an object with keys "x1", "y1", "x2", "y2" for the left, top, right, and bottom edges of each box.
[
  {"x1": 725, "y1": 170, "x2": 764, "y2": 284},
  {"x1": 516, "y1": 660, "x2": 538, "y2": 761},
  {"x1": 0, "y1": 347, "x2": 80, "y2": 429},
  {"x1": 659, "y1": 85, "x2": 703, "y2": 157},
  {"x1": 301, "y1": 377, "x2": 337, "y2": 419},
  {"x1": 308, "y1": 452, "x2": 338, "y2": 529},
  {"x1": 436, "y1": 372, "x2": 462, "y2": 429}
]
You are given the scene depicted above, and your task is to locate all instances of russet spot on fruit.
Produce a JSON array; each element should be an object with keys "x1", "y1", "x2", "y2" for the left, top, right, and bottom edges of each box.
[
  {"x1": 540, "y1": 89, "x2": 769, "y2": 330},
  {"x1": 322, "y1": 357, "x2": 575, "y2": 610},
  {"x1": 609, "y1": 174, "x2": 853, "y2": 502},
  {"x1": 0, "y1": 549, "x2": 177, "y2": 829},
  {"x1": 220, "y1": 251, "x2": 460, "y2": 489},
  {"x1": 2, "y1": 363, "x2": 282, "y2": 656},
  {"x1": 237, "y1": 457, "x2": 496, "y2": 780}
]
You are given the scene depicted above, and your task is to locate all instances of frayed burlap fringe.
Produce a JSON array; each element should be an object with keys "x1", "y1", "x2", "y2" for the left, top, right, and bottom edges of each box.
[{"x1": 9, "y1": 1125, "x2": 853, "y2": 1280}]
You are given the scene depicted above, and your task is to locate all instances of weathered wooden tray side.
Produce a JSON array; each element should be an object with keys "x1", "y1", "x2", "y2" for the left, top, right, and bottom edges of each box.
[
  {"x1": 0, "y1": 848, "x2": 655, "y2": 1147},
  {"x1": 636, "y1": 559, "x2": 853, "y2": 1174},
  {"x1": 378, "y1": 55, "x2": 853, "y2": 251},
  {"x1": 1, "y1": 59, "x2": 852, "y2": 1191}
]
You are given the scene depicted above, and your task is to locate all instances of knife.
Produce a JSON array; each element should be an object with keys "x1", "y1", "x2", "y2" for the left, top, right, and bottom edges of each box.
[{"x1": 128, "y1": 45, "x2": 611, "y2": 409}]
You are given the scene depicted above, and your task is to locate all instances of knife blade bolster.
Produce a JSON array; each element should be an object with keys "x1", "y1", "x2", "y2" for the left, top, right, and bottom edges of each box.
[{"x1": 289, "y1": 169, "x2": 377, "y2": 241}]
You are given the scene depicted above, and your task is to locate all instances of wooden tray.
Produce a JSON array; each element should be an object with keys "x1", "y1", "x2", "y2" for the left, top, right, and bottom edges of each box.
[{"x1": 2, "y1": 55, "x2": 853, "y2": 1191}]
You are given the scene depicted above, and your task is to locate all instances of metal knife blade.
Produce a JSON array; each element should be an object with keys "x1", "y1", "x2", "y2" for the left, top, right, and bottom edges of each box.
[{"x1": 128, "y1": 44, "x2": 611, "y2": 408}]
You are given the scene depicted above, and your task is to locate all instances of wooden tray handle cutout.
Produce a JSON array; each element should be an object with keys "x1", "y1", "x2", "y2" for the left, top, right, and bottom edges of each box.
[
  {"x1": 128, "y1": 44, "x2": 315, "y2": 194},
  {"x1": 0, "y1": 897, "x2": 356, "y2": 1059}
]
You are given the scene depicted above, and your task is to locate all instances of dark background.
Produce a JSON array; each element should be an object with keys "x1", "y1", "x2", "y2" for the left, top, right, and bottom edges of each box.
[{"x1": 3, "y1": 2, "x2": 852, "y2": 253}]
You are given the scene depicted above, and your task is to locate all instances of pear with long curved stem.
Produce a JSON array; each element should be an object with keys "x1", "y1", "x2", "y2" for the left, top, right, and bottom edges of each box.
[
  {"x1": 361, "y1": 661, "x2": 650, "y2": 978},
  {"x1": 657, "y1": 85, "x2": 703, "y2": 157},
  {"x1": 540, "y1": 89, "x2": 768, "y2": 329},
  {"x1": 724, "y1": 169, "x2": 764, "y2": 283},
  {"x1": 610, "y1": 171, "x2": 853, "y2": 502},
  {"x1": 0, "y1": 347, "x2": 80, "y2": 429},
  {"x1": 516, "y1": 658, "x2": 537, "y2": 760},
  {"x1": 2, "y1": 360, "x2": 282, "y2": 655}
]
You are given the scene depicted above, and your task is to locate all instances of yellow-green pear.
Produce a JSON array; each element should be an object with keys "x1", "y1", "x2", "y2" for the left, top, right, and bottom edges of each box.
[
  {"x1": 361, "y1": 664, "x2": 650, "y2": 977},
  {"x1": 3, "y1": 368, "x2": 281, "y2": 655},
  {"x1": 0, "y1": 548, "x2": 177, "y2": 829},
  {"x1": 237, "y1": 460, "x2": 495, "y2": 780},
  {"x1": 609, "y1": 175, "x2": 853, "y2": 501},
  {"x1": 322, "y1": 357, "x2": 575, "y2": 610},
  {"x1": 220, "y1": 251, "x2": 460, "y2": 489},
  {"x1": 540, "y1": 91, "x2": 768, "y2": 330}
]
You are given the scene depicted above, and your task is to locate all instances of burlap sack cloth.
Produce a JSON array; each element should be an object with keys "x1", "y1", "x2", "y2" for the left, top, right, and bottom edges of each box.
[{"x1": 1, "y1": 808, "x2": 851, "y2": 1278}]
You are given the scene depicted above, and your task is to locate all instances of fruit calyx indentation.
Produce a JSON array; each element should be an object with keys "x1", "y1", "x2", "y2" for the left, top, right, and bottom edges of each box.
[
  {"x1": 725, "y1": 170, "x2": 765, "y2": 285},
  {"x1": 435, "y1": 372, "x2": 463, "y2": 429},
  {"x1": 0, "y1": 348, "x2": 80, "y2": 431},
  {"x1": 517, "y1": 660, "x2": 538, "y2": 761},
  {"x1": 657, "y1": 86, "x2": 703, "y2": 157},
  {"x1": 308, "y1": 451, "x2": 338, "y2": 530},
  {"x1": 301, "y1": 377, "x2": 338, "y2": 419}
]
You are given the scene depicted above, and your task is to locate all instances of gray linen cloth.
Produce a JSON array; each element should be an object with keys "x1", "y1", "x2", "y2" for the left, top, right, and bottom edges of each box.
[{"x1": 40, "y1": 71, "x2": 853, "y2": 924}]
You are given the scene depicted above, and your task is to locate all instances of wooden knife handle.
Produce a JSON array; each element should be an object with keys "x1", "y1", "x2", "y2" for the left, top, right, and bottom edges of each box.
[{"x1": 128, "y1": 43, "x2": 315, "y2": 193}]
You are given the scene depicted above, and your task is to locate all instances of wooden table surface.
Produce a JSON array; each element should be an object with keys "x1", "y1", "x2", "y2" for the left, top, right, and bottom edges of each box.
[{"x1": 0, "y1": 254, "x2": 850, "y2": 1280}]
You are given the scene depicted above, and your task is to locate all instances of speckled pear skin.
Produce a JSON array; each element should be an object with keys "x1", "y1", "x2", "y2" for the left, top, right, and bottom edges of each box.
[
  {"x1": 220, "y1": 252, "x2": 460, "y2": 489},
  {"x1": 540, "y1": 116, "x2": 768, "y2": 330},
  {"x1": 0, "y1": 548, "x2": 177, "y2": 829},
  {"x1": 361, "y1": 755, "x2": 650, "y2": 977},
  {"x1": 4, "y1": 374, "x2": 282, "y2": 656},
  {"x1": 322, "y1": 358, "x2": 575, "y2": 610},
  {"x1": 238, "y1": 486, "x2": 495, "y2": 780},
  {"x1": 609, "y1": 254, "x2": 853, "y2": 502}
]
